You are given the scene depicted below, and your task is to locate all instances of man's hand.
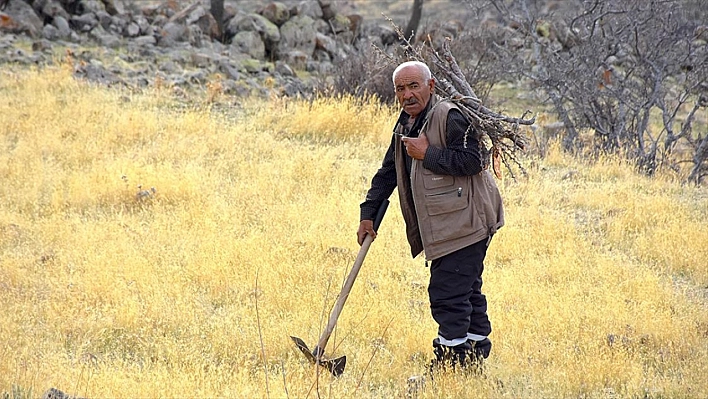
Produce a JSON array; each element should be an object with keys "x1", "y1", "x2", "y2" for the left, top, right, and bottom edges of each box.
[
  {"x1": 401, "y1": 135, "x2": 429, "y2": 160},
  {"x1": 357, "y1": 220, "x2": 377, "y2": 246}
]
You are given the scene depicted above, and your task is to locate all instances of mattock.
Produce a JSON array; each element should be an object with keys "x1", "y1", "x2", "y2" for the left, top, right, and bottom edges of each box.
[{"x1": 290, "y1": 199, "x2": 389, "y2": 376}]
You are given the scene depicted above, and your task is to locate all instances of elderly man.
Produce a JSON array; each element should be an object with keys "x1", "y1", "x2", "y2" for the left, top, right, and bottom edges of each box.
[{"x1": 357, "y1": 61, "x2": 504, "y2": 373}]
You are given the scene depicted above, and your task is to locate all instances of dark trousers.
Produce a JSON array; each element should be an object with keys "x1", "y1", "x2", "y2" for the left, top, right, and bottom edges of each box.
[{"x1": 428, "y1": 238, "x2": 491, "y2": 342}]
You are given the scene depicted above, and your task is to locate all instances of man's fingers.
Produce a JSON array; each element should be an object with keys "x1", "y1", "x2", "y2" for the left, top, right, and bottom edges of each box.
[
  {"x1": 357, "y1": 220, "x2": 377, "y2": 246},
  {"x1": 358, "y1": 229, "x2": 376, "y2": 243}
]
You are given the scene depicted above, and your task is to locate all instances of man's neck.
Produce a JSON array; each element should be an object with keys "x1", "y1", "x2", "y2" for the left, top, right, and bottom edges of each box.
[{"x1": 404, "y1": 116, "x2": 416, "y2": 131}]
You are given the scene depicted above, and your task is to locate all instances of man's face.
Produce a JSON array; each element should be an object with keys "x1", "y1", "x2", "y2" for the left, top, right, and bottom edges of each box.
[{"x1": 394, "y1": 66, "x2": 434, "y2": 118}]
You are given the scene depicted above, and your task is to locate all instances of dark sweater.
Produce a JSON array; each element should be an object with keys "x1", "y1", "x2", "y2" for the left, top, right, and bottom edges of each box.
[{"x1": 360, "y1": 104, "x2": 482, "y2": 221}]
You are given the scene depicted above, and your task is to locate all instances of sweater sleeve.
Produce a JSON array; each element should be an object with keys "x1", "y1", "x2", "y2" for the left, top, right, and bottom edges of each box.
[
  {"x1": 422, "y1": 108, "x2": 483, "y2": 176},
  {"x1": 360, "y1": 135, "x2": 397, "y2": 221}
]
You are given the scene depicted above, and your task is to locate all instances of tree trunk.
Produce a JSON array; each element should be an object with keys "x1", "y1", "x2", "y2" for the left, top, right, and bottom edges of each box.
[
  {"x1": 211, "y1": 0, "x2": 224, "y2": 42},
  {"x1": 402, "y1": 0, "x2": 424, "y2": 44},
  {"x1": 318, "y1": 0, "x2": 335, "y2": 21},
  {"x1": 688, "y1": 134, "x2": 708, "y2": 185}
]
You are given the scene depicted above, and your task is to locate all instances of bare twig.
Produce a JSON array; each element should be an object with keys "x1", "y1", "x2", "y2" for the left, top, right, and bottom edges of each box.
[
  {"x1": 384, "y1": 16, "x2": 536, "y2": 177},
  {"x1": 280, "y1": 360, "x2": 290, "y2": 399},
  {"x1": 254, "y1": 270, "x2": 271, "y2": 399},
  {"x1": 353, "y1": 317, "x2": 395, "y2": 395}
]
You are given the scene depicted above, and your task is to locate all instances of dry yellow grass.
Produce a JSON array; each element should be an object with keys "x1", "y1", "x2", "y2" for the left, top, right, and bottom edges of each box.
[{"x1": 1, "y1": 67, "x2": 707, "y2": 399}]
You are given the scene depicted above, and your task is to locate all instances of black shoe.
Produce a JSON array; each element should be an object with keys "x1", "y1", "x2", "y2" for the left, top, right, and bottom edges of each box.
[
  {"x1": 428, "y1": 338, "x2": 476, "y2": 375},
  {"x1": 428, "y1": 338, "x2": 491, "y2": 377},
  {"x1": 465, "y1": 337, "x2": 491, "y2": 375},
  {"x1": 469, "y1": 337, "x2": 492, "y2": 360}
]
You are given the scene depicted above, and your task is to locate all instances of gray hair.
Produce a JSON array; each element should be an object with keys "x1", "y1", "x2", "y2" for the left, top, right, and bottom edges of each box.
[{"x1": 392, "y1": 61, "x2": 432, "y2": 85}]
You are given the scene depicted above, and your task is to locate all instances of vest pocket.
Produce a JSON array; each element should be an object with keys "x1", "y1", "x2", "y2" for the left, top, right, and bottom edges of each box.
[
  {"x1": 422, "y1": 168, "x2": 454, "y2": 189},
  {"x1": 425, "y1": 187, "x2": 484, "y2": 243}
]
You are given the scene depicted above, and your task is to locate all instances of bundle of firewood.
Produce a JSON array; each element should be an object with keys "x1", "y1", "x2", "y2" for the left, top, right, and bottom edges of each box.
[{"x1": 404, "y1": 37, "x2": 536, "y2": 179}]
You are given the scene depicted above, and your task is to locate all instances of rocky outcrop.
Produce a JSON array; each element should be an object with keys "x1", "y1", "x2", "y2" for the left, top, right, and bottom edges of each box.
[
  {"x1": 1, "y1": 0, "x2": 44, "y2": 37},
  {"x1": 0, "y1": 0, "x2": 390, "y2": 97}
]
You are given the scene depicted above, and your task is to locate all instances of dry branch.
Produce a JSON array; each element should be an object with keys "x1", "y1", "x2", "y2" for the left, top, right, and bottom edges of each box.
[
  {"x1": 388, "y1": 21, "x2": 535, "y2": 178},
  {"x1": 429, "y1": 38, "x2": 535, "y2": 178}
]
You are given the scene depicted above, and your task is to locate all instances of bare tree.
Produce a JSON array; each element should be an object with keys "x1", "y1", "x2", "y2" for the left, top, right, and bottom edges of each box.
[
  {"x1": 210, "y1": 0, "x2": 224, "y2": 42},
  {"x1": 402, "y1": 0, "x2": 424, "y2": 44},
  {"x1": 471, "y1": 0, "x2": 708, "y2": 181}
]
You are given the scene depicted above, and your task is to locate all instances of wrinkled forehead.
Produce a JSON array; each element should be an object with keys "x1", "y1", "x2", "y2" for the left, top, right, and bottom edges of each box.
[{"x1": 394, "y1": 66, "x2": 426, "y2": 86}]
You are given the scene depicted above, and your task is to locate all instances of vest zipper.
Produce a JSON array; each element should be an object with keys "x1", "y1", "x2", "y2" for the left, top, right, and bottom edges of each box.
[{"x1": 425, "y1": 187, "x2": 463, "y2": 197}]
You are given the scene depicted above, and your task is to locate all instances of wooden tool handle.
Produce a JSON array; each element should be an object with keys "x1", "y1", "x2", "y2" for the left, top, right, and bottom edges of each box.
[{"x1": 313, "y1": 199, "x2": 389, "y2": 358}]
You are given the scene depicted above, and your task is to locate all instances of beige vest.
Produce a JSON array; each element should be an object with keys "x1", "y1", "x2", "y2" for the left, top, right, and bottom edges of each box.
[{"x1": 394, "y1": 97, "x2": 505, "y2": 260}]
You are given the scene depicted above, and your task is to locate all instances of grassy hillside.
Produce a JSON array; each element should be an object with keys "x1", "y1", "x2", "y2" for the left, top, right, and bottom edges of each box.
[{"x1": 1, "y1": 67, "x2": 707, "y2": 398}]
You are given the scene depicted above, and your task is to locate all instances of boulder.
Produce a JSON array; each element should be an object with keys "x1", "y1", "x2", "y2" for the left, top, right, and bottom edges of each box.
[
  {"x1": 89, "y1": 26, "x2": 121, "y2": 48},
  {"x1": 278, "y1": 15, "x2": 316, "y2": 58},
  {"x1": 158, "y1": 60, "x2": 179, "y2": 73},
  {"x1": 370, "y1": 24, "x2": 397, "y2": 46},
  {"x1": 315, "y1": 32, "x2": 336, "y2": 55},
  {"x1": 40, "y1": 0, "x2": 71, "y2": 21},
  {"x1": 144, "y1": 1, "x2": 179, "y2": 20},
  {"x1": 242, "y1": 57, "x2": 264, "y2": 73},
  {"x1": 187, "y1": 24, "x2": 207, "y2": 48},
  {"x1": 261, "y1": 2, "x2": 290, "y2": 27},
  {"x1": 185, "y1": 6, "x2": 219, "y2": 39},
  {"x1": 77, "y1": 0, "x2": 105, "y2": 15},
  {"x1": 70, "y1": 13, "x2": 98, "y2": 32},
  {"x1": 42, "y1": 24, "x2": 59, "y2": 40},
  {"x1": 32, "y1": 38, "x2": 53, "y2": 52},
  {"x1": 0, "y1": 0, "x2": 44, "y2": 38},
  {"x1": 291, "y1": 0, "x2": 322, "y2": 19},
  {"x1": 102, "y1": 0, "x2": 124, "y2": 15},
  {"x1": 329, "y1": 14, "x2": 351, "y2": 34},
  {"x1": 124, "y1": 22, "x2": 140, "y2": 37},
  {"x1": 280, "y1": 49, "x2": 308, "y2": 70},
  {"x1": 312, "y1": 47, "x2": 330, "y2": 62},
  {"x1": 52, "y1": 15, "x2": 72, "y2": 37},
  {"x1": 133, "y1": 15, "x2": 150, "y2": 35},
  {"x1": 221, "y1": 4, "x2": 239, "y2": 26},
  {"x1": 274, "y1": 60, "x2": 295, "y2": 77},
  {"x1": 96, "y1": 10, "x2": 112, "y2": 30},
  {"x1": 42, "y1": 387, "x2": 86, "y2": 399},
  {"x1": 157, "y1": 22, "x2": 189, "y2": 47},
  {"x1": 189, "y1": 52, "x2": 212, "y2": 68},
  {"x1": 230, "y1": 30, "x2": 265, "y2": 59},
  {"x1": 226, "y1": 13, "x2": 280, "y2": 45},
  {"x1": 313, "y1": 18, "x2": 329, "y2": 35},
  {"x1": 219, "y1": 61, "x2": 241, "y2": 80},
  {"x1": 132, "y1": 35, "x2": 156, "y2": 46}
]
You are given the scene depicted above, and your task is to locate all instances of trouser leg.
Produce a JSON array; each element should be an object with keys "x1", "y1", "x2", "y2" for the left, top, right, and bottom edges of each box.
[
  {"x1": 428, "y1": 238, "x2": 491, "y2": 370},
  {"x1": 467, "y1": 273, "x2": 492, "y2": 360},
  {"x1": 429, "y1": 238, "x2": 491, "y2": 341}
]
